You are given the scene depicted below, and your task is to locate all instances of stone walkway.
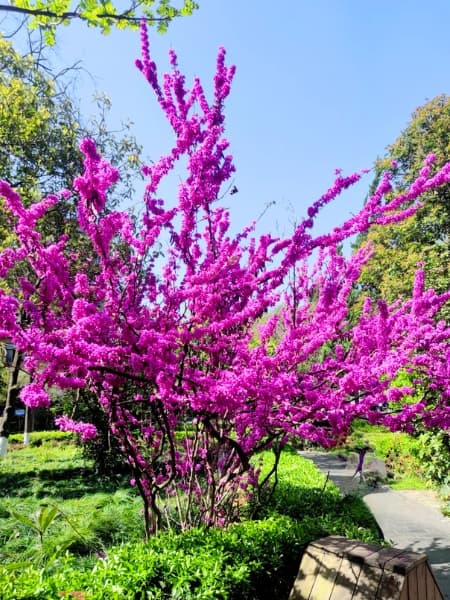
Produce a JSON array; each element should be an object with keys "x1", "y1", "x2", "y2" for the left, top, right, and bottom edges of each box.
[{"x1": 299, "y1": 450, "x2": 450, "y2": 598}]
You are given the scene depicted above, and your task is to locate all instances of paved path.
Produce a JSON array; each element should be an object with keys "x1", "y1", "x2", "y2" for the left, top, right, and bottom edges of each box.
[{"x1": 299, "y1": 450, "x2": 450, "y2": 598}]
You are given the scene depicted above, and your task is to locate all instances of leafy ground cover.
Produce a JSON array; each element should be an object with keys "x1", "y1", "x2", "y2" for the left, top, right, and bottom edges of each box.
[{"x1": 0, "y1": 437, "x2": 381, "y2": 599}]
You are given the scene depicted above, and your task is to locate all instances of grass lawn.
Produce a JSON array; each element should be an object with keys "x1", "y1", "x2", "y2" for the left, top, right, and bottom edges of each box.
[
  {"x1": 1, "y1": 437, "x2": 145, "y2": 565},
  {"x1": 0, "y1": 435, "x2": 382, "y2": 599}
]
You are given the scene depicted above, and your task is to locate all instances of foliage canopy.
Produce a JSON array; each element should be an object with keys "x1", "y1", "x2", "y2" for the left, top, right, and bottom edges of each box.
[{"x1": 356, "y1": 95, "x2": 450, "y2": 308}]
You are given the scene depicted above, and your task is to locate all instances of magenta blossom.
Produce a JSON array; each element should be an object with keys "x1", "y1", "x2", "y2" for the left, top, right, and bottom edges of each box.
[
  {"x1": 20, "y1": 384, "x2": 50, "y2": 409},
  {"x1": 55, "y1": 415, "x2": 98, "y2": 441}
]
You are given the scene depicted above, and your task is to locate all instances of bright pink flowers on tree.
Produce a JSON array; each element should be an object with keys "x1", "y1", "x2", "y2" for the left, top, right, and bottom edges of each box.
[{"x1": 1, "y1": 24, "x2": 450, "y2": 533}]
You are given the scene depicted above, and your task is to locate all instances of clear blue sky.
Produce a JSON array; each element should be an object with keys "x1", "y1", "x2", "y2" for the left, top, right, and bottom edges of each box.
[{"x1": 9, "y1": 1, "x2": 450, "y2": 239}]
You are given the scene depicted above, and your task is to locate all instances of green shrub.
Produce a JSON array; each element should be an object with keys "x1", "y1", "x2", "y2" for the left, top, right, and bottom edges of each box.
[
  {"x1": 417, "y1": 430, "x2": 450, "y2": 486},
  {"x1": 343, "y1": 424, "x2": 424, "y2": 484},
  {"x1": 8, "y1": 431, "x2": 75, "y2": 446},
  {"x1": 348, "y1": 423, "x2": 450, "y2": 490},
  {"x1": 0, "y1": 507, "x2": 381, "y2": 600}
]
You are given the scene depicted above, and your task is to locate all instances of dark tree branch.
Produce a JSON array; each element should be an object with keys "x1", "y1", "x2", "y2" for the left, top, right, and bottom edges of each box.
[
  {"x1": 0, "y1": 4, "x2": 169, "y2": 24},
  {"x1": 89, "y1": 364, "x2": 149, "y2": 384}
]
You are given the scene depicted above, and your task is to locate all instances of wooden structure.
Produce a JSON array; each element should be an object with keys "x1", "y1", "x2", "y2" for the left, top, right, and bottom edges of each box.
[{"x1": 289, "y1": 535, "x2": 444, "y2": 600}]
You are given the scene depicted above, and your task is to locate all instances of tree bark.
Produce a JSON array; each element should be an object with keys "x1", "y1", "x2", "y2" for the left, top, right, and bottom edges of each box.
[{"x1": 0, "y1": 347, "x2": 21, "y2": 455}]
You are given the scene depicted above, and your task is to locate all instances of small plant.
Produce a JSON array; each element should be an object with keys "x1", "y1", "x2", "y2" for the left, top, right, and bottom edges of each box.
[
  {"x1": 12, "y1": 504, "x2": 59, "y2": 548},
  {"x1": 363, "y1": 470, "x2": 384, "y2": 488},
  {"x1": 9, "y1": 503, "x2": 88, "y2": 567}
]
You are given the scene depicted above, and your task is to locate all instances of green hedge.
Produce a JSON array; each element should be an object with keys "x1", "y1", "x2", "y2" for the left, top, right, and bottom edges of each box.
[
  {"x1": 8, "y1": 431, "x2": 75, "y2": 446},
  {"x1": 417, "y1": 430, "x2": 450, "y2": 486},
  {"x1": 0, "y1": 509, "x2": 380, "y2": 600}
]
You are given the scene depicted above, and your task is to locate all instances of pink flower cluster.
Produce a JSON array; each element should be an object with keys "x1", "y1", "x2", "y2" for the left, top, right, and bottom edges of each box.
[
  {"x1": 54, "y1": 415, "x2": 98, "y2": 441},
  {"x1": 0, "y1": 23, "x2": 449, "y2": 531},
  {"x1": 19, "y1": 384, "x2": 50, "y2": 409}
]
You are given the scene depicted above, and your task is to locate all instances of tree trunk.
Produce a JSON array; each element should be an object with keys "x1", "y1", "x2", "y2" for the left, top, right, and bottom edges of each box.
[
  {"x1": 0, "y1": 348, "x2": 21, "y2": 456},
  {"x1": 23, "y1": 405, "x2": 31, "y2": 445}
]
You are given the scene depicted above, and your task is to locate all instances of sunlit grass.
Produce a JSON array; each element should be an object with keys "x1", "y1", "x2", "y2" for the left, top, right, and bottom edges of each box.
[
  {"x1": 256, "y1": 446, "x2": 334, "y2": 489},
  {"x1": 0, "y1": 442, "x2": 86, "y2": 474},
  {"x1": 390, "y1": 476, "x2": 431, "y2": 491}
]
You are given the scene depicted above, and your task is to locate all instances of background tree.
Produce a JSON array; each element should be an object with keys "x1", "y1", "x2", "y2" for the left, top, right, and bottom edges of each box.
[
  {"x1": 0, "y1": 33, "x2": 143, "y2": 450},
  {"x1": 355, "y1": 95, "x2": 450, "y2": 308},
  {"x1": 0, "y1": 34, "x2": 143, "y2": 240},
  {"x1": 0, "y1": 0, "x2": 198, "y2": 44}
]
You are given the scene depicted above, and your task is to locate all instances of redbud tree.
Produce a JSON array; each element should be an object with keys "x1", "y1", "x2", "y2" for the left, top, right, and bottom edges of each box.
[{"x1": 1, "y1": 24, "x2": 450, "y2": 534}]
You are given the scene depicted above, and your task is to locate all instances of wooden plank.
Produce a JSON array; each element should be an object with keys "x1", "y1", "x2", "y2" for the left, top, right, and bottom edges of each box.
[
  {"x1": 426, "y1": 567, "x2": 436, "y2": 600},
  {"x1": 351, "y1": 563, "x2": 382, "y2": 600},
  {"x1": 425, "y1": 564, "x2": 445, "y2": 600},
  {"x1": 375, "y1": 570, "x2": 404, "y2": 599},
  {"x1": 288, "y1": 546, "x2": 325, "y2": 600},
  {"x1": 416, "y1": 562, "x2": 427, "y2": 600},
  {"x1": 329, "y1": 557, "x2": 361, "y2": 600},
  {"x1": 407, "y1": 568, "x2": 419, "y2": 600},
  {"x1": 308, "y1": 550, "x2": 342, "y2": 600},
  {"x1": 399, "y1": 581, "x2": 408, "y2": 600},
  {"x1": 365, "y1": 546, "x2": 405, "y2": 569},
  {"x1": 385, "y1": 551, "x2": 427, "y2": 575},
  {"x1": 311, "y1": 536, "x2": 359, "y2": 556},
  {"x1": 346, "y1": 542, "x2": 381, "y2": 565}
]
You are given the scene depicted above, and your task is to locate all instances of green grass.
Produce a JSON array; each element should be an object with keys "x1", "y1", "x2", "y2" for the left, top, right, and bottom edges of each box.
[
  {"x1": 0, "y1": 440, "x2": 143, "y2": 565},
  {"x1": 0, "y1": 440, "x2": 131, "y2": 497},
  {"x1": 1, "y1": 441, "x2": 84, "y2": 473},
  {"x1": 389, "y1": 476, "x2": 430, "y2": 490}
]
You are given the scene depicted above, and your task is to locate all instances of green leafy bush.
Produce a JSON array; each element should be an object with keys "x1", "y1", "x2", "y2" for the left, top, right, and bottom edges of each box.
[
  {"x1": 0, "y1": 510, "x2": 380, "y2": 600},
  {"x1": 343, "y1": 424, "x2": 424, "y2": 485},
  {"x1": 417, "y1": 430, "x2": 450, "y2": 486}
]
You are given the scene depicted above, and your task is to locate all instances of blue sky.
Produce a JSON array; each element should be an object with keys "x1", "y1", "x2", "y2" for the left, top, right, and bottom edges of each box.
[{"x1": 8, "y1": 1, "x2": 450, "y2": 240}]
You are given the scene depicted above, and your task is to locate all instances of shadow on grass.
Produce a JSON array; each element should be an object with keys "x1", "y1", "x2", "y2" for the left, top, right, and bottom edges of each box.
[
  {"x1": 265, "y1": 479, "x2": 380, "y2": 532},
  {"x1": 0, "y1": 467, "x2": 131, "y2": 499}
]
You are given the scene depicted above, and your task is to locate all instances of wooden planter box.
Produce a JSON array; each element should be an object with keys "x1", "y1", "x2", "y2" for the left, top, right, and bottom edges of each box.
[{"x1": 289, "y1": 535, "x2": 444, "y2": 600}]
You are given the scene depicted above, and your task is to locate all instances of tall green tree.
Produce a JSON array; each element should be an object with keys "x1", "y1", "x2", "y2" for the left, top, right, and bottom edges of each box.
[
  {"x1": 355, "y1": 95, "x2": 450, "y2": 306},
  {"x1": 0, "y1": 34, "x2": 142, "y2": 242},
  {"x1": 0, "y1": 0, "x2": 198, "y2": 44}
]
